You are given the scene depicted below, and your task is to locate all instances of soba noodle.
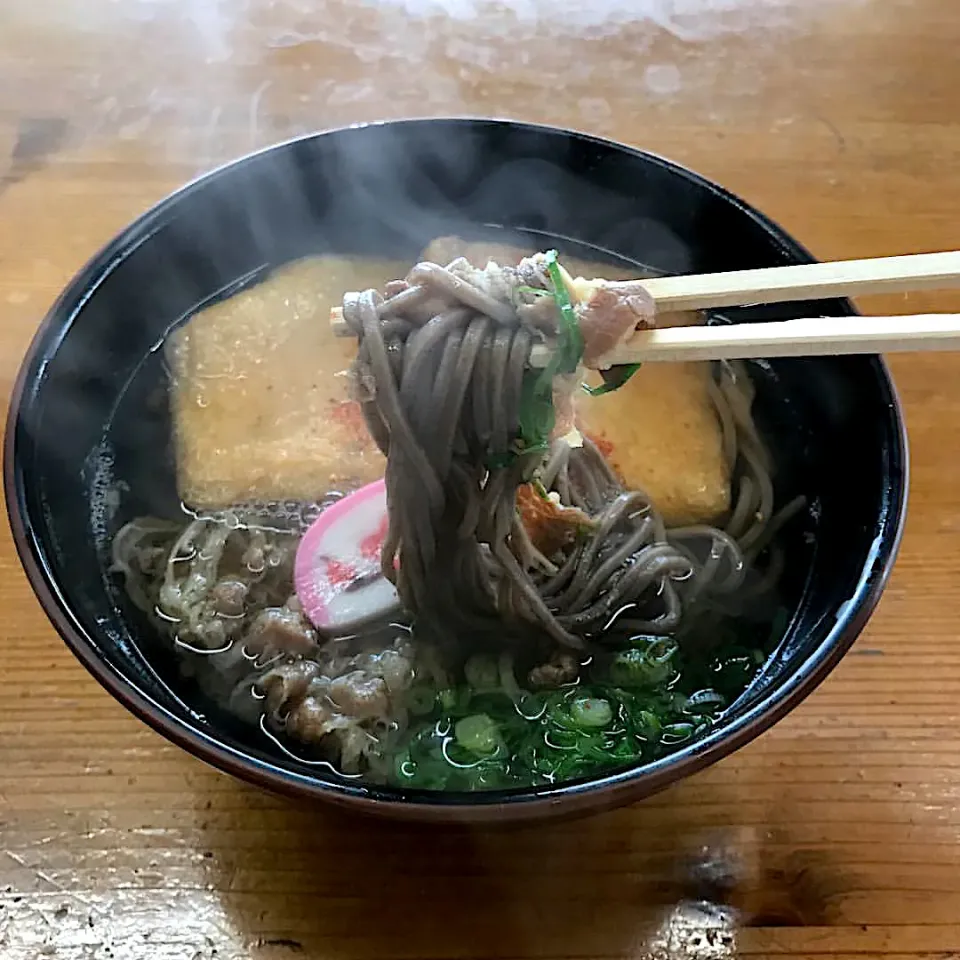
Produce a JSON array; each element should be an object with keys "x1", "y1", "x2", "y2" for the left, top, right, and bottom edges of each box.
[{"x1": 341, "y1": 257, "x2": 782, "y2": 653}]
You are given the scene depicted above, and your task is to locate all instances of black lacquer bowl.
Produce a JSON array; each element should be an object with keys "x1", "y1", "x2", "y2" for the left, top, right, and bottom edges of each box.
[{"x1": 4, "y1": 120, "x2": 908, "y2": 822}]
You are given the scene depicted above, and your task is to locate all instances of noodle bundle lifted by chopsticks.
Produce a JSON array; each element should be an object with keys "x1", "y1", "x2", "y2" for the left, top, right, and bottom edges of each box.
[{"x1": 342, "y1": 252, "x2": 780, "y2": 652}]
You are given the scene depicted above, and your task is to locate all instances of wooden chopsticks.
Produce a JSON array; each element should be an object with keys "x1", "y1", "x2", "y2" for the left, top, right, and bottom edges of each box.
[
  {"x1": 623, "y1": 251, "x2": 960, "y2": 314},
  {"x1": 329, "y1": 249, "x2": 960, "y2": 366},
  {"x1": 556, "y1": 314, "x2": 960, "y2": 368}
]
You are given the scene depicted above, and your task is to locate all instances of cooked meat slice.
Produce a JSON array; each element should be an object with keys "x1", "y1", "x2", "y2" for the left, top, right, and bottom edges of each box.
[
  {"x1": 246, "y1": 606, "x2": 317, "y2": 656},
  {"x1": 210, "y1": 578, "x2": 248, "y2": 617},
  {"x1": 362, "y1": 646, "x2": 415, "y2": 695},
  {"x1": 284, "y1": 692, "x2": 349, "y2": 741},
  {"x1": 328, "y1": 671, "x2": 390, "y2": 719},
  {"x1": 577, "y1": 284, "x2": 656, "y2": 367},
  {"x1": 258, "y1": 660, "x2": 322, "y2": 714},
  {"x1": 528, "y1": 651, "x2": 580, "y2": 689}
]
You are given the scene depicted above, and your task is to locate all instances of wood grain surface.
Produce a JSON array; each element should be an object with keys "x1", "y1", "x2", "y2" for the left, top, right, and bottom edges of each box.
[{"x1": 3, "y1": 1, "x2": 960, "y2": 958}]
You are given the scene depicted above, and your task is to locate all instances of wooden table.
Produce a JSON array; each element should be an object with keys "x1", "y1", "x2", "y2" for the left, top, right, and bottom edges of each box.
[{"x1": 3, "y1": 1, "x2": 960, "y2": 958}]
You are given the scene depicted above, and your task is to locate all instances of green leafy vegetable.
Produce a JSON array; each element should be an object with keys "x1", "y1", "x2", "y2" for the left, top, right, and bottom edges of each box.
[
  {"x1": 514, "y1": 366, "x2": 557, "y2": 462},
  {"x1": 492, "y1": 251, "x2": 587, "y2": 469},
  {"x1": 455, "y1": 714, "x2": 502, "y2": 756},
  {"x1": 569, "y1": 697, "x2": 613, "y2": 729},
  {"x1": 609, "y1": 640, "x2": 678, "y2": 688},
  {"x1": 683, "y1": 689, "x2": 726, "y2": 713},
  {"x1": 584, "y1": 363, "x2": 643, "y2": 397},
  {"x1": 379, "y1": 599, "x2": 790, "y2": 791},
  {"x1": 542, "y1": 250, "x2": 584, "y2": 375},
  {"x1": 661, "y1": 722, "x2": 696, "y2": 744}
]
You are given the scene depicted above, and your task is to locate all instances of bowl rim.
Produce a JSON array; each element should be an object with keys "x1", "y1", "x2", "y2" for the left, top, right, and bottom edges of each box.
[{"x1": 4, "y1": 117, "x2": 910, "y2": 819}]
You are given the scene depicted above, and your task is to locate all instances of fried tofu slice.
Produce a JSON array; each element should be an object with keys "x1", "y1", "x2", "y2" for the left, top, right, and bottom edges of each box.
[
  {"x1": 577, "y1": 364, "x2": 730, "y2": 527},
  {"x1": 167, "y1": 256, "x2": 403, "y2": 508}
]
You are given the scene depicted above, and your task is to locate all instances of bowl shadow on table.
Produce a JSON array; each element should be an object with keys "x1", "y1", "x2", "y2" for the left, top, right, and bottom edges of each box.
[{"x1": 193, "y1": 769, "x2": 851, "y2": 958}]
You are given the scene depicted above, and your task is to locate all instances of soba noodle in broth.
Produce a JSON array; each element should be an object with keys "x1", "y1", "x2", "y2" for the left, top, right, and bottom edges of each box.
[{"x1": 111, "y1": 242, "x2": 803, "y2": 791}]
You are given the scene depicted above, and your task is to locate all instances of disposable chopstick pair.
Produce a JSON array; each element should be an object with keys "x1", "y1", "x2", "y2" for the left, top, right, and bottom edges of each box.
[{"x1": 329, "y1": 250, "x2": 960, "y2": 366}]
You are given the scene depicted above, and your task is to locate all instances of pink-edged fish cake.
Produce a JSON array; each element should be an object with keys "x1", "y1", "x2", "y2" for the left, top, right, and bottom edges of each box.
[{"x1": 294, "y1": 479, "x2": 401, "y2": 633}]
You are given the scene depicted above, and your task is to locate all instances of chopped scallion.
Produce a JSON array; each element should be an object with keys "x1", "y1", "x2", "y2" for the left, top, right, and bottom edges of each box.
[
  {"x1": 454, "y1": 714, "x2": 501, "y2": 756},
  {"x1": 570, "y1": 697, "x2": 613, "y2": 729}
]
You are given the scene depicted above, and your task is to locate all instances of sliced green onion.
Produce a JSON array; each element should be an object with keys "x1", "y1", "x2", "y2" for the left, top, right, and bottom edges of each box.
[
  {"x1": 570, "y1": 697, "x2": 613, "y2": 729},
  {"x1": 609, "y1": 647, "x2": 676, "y2": 688},
  {"x1": 661, "y1": 722, "x2": 696, "y2": 745},
  {"x1": 544, "y1": 727, "x2": 579, "y2": 750},
  {"x1": 543, "y1": 250, "x2": 584, "y2": 375},
  {"x1": 515, "y1": 366, "x2": 555, "y2": 459},
  {"x1": 494, "y1": 252, "x2": 585, "y2": 470},
  {"x1": 646, "y1": 638, "x2": 679, "y2": 663},
  {"x1": 635, "y1": 709, "x2": 663, "y2": 741},
  {"x1": 583, "y1": 364, "x2": 642, "y2": 397},
  {"x1": 393, "y1": 750, "x2": 418, "y2": 783},
  {"x1": 454, "y1": 714, "x2": 501, "y2": 756},
  {"x1": 683, "y1": 689, "x2": 726, "y2": 713}
]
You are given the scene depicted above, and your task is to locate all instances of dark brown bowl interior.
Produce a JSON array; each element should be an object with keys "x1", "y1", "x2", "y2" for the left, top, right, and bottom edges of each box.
[{"x1": 4, "y1": 119, "x2": 907, "y2": 821}]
